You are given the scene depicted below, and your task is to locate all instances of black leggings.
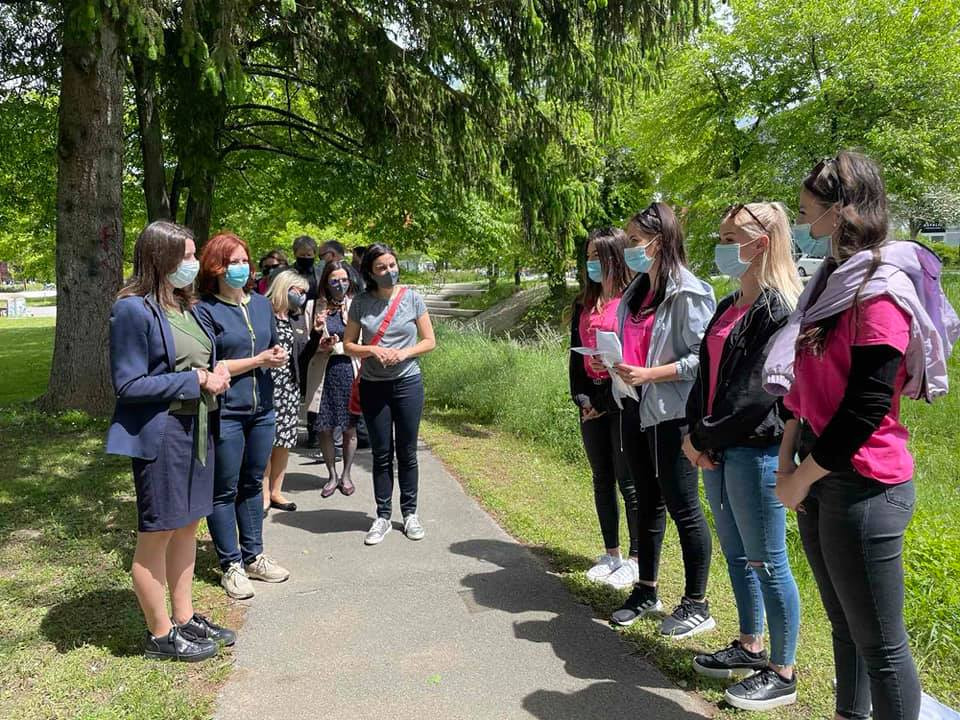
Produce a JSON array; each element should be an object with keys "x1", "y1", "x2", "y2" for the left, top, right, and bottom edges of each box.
[
  {"x1": 359, "y1": 374, "x2": 424, "y2": 519},
  {"x1": 621, "y1": 410, "x2": 711, "y2": 599},
  {"x1": 580, "y1": 410, "x2": 639, "y2": 556},
  {"x1": 798, "y1": 473, "x2": 920, "y2": 720}
]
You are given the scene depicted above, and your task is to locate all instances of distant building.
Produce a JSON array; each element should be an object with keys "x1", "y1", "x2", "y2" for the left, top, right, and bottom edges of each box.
[
  {"x1": 0, "y1": 261, "x2": 10, "y2": 283},
  {"x1": 918, "y1": 224, "x2": 960, "y2": 247}
]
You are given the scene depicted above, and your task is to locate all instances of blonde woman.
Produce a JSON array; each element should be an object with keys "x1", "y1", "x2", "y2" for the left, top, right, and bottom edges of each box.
[
  {"x1": 263, "y1": 270, "x2": 313, "y2": 514},
  {"x1": 682, "y1": 203, "x2": 803, "y2": 711}
]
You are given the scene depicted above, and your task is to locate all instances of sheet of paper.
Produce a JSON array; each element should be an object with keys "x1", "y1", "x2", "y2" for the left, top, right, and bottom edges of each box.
[
  {"x1": 591, "y1": 331, "x2": 639, "y2": 408},
  {"x1": 570, "y1": 346, "x2": 605, "y2": 356}
]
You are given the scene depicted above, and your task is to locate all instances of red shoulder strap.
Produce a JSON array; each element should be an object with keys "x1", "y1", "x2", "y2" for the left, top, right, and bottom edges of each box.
[{"x1": 368, "y1": 287, "x2": 408, "y2": 347}]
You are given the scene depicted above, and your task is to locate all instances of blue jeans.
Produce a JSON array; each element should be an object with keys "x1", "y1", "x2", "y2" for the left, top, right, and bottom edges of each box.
[
  {"x1": 360, "y1": 374, "x2": 424, "y2": 519},
  {"x1": 208, "y1": 410, "x2": 275, "y2": 569},
  {"x1": 702, "y1": 445, "x2": 800, "y2": 666}
]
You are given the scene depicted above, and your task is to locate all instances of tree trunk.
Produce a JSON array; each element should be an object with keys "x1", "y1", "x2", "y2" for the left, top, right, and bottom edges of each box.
[
  {"x1": 184, "y1": 173, "x2": 215, "y2": 245},
  {"x1": 131, "y1": 54, "x2": 171, "y2": 222},
  {"x1": 42, "y1": 5, "x2": 125, "y2": 415}
]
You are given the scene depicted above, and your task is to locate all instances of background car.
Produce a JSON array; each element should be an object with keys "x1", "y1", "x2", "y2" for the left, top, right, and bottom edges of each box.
[{"x1": 796, "y1": 254, "x2": 823, "y2": 278}]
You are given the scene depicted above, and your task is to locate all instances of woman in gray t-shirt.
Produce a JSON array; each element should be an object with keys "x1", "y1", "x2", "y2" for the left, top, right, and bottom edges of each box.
[{"x1": 343, "y1": 243, "x2": 436, "y2": 546}]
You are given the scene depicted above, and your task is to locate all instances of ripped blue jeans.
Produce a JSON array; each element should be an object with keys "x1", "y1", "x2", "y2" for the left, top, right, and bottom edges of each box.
[{"x1": 702, "y1": 445, "x2": 800, "y2": 666}]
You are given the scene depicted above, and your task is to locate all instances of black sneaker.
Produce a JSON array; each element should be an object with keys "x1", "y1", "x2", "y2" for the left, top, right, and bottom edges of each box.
[
  {"x1": 610, "y1": 585, "x2": 663, "y2": 627},
  {"x1": 693, "y1": 640, "x2": 768, "y2": 679},
  {"x1": 660, "y1": 597, "x2": 716, "y2": 638},
  {"x1": 177, "y1": 613, "x2": 237, "y2": 647},
  {"x1": 725, "y1": 667, "x2": 797, "y2": 711},
  {"x1": 143, "y1": 627, "x2": 217, "y2": 662}
]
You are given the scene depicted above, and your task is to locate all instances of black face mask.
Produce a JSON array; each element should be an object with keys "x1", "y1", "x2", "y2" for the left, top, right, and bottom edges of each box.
[{"x1": 295, "y1": 257, "x2": 315, "y2": 273}]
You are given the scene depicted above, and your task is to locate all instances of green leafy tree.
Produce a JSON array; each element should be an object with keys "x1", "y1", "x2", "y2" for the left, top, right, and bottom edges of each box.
[{"x1": 618, "y1": 0, "x2": 960, "y2": 271}]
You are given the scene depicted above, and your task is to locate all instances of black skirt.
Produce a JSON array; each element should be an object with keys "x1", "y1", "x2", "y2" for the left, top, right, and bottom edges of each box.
[{"x1": 132, "y1": 413, "x2": 214, "y2": 532}]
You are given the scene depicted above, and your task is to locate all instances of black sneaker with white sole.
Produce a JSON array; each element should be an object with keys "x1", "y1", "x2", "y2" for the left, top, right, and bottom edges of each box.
[
  {"x1": 610, "y1": 585, "x2": 663, "y2": 627},
  {"x1": 693, "y1": 640, "x2": 768, "y2": 679},
  {"x1": 724, "y1": 667, "x2": 797, "y2": 711},
  {"x1": 660, "y1": 597, "x2": 716, "y2": 638}
]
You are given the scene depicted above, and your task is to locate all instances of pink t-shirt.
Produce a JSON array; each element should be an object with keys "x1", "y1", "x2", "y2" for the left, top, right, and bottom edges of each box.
[
  {"x1": 622, "y1": 291, "x2": 656, "y2": 367},
  {"x1": 784, "y1": 296, "x2": 912, "y2": 484},
  {"x1": 578, "y1": 296, "x2": 622, "y2": 379},
  {"x1": 706, "y1": 302, "x2": 752, "y2": 414}
]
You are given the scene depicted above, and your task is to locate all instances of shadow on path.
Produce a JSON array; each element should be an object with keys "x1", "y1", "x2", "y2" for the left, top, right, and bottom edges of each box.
[{"x1": 450, "y1": 538, "x2": 711, "y2": 720}]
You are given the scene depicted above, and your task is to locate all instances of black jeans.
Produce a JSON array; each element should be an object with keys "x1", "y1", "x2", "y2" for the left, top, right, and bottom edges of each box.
[
  {"x1": 359, "y1": 374, "x2": 424, "y2": 519},
  {"x1": 580, "y1": 410, "x2": 639, "y2": 556},
  {"x1": 798, "y1": 473, "x2": 920, "y2": 720},
  {"x1": 621, "y1": 410, "x2": 711, "y2": 599}
]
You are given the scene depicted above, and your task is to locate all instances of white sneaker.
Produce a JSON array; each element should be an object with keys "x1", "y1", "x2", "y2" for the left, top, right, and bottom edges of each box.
[
  {"x1": 586, "y1": 554, "x2": 622, "y2": 582},
  {"x1": 221, "y1": 562, "x2": 255, "y2": 599},
  {"x1": 365, "y1": 517, "x2": 392, "y2": 545},
  {"x1": 603, "y1": 557, "x2": 639, "y2": 589},
  {"x1": 244, "y1": 554, "x2": 290, "y2": 583},
  {"x1": 403, "y1": 514, "x2": 425, "y2": 541}
]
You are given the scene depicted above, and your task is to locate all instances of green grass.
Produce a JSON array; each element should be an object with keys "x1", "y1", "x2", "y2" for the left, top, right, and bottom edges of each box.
[
  {"x1": 0, "y1": 317, "x2": 55, "y2": 404},
  {"x1": 25, "y1": 296, "x2": 57, "y2": 307},
  {"x1": 420, "y1": 275, "x2": 960, "y2": 716},
  {"x1": 0, "y1": 319, "x2": 240, "y2": 719}
]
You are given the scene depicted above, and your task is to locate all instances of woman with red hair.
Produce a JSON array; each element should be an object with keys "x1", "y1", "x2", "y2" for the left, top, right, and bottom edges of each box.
[{"x1": 195, "y1": 233, "x2": 292, "y2": 599}]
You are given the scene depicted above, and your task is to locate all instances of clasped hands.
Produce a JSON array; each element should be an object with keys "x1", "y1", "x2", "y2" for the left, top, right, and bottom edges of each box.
[
  {"x1": 198, "y1": 361, "x2": 231, "y2": 396},
  {"x1": 369, "y1": 345, "x2": 408, "y2": 367}
]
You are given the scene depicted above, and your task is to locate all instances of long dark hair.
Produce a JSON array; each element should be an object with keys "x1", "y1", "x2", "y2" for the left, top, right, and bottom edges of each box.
[
  {"x1": 319, "y1": 260, "x2": 360, "y2": 305},
  {"x1": 625, "y1": 201, "x2": 686, "y2": 315},
  {"x1": 803, "y1": 150, "x2": 888, "y2": 260},
  {"x1": 578, "y1": 227, "x2": 631, "y2": 310},
  {"x1": 118, "y1": 221, "x2": 194, "y2": 310},
  {"x1": 799, "y1": 151, "x2": 889, "y2": 353},
  {"x1": 359, "y1": 242, "x2": 397, "y2": 293}
]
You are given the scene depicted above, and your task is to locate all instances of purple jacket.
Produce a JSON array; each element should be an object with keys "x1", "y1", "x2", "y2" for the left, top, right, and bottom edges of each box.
[{"x1": 763, "y1": 241, "x2": 959, "y2": 402}]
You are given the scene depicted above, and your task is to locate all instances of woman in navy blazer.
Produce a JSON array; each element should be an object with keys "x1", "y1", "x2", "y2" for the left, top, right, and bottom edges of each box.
[
  {"x1": 195, "y1": 232, "x2": 291, "y2": 600},
  {"x1": 107, "y1": 221, "x2": 235, "y2": 662}
]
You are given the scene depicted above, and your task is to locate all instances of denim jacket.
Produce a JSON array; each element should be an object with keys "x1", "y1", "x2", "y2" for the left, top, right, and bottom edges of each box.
[{"x1": 617, "y1": 266, "x2": 716, "y2": 428}]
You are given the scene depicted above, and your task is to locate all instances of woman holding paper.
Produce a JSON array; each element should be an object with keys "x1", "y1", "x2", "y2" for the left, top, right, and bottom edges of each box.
[
  {"x1": 682, "y1": 202, "x2": 803, "y2": 711},
  {"x1": 569, "y1": 227, "x2": 640, "y2": 590},
  {"x1": 610, "y1": 202, "x2": 717, "y2": 639}
]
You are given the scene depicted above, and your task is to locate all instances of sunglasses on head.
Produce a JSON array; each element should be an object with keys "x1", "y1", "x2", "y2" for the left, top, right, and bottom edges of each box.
[{"x1": 724, "y1": 203, "x2": 769, "y2": 233}]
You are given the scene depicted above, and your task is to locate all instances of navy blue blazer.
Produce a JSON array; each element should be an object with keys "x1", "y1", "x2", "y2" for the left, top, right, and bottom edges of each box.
[{"x1": 105, "y1": 295, "x2": 215, "y2": 460}]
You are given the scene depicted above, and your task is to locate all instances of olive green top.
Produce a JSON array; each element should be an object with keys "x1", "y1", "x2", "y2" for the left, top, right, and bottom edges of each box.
[{"x1": 165, "y1": 308, "x2": 213, "y2": 464}]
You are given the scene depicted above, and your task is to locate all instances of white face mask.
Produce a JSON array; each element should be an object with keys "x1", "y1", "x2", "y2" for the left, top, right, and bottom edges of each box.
[{"x1": 167, "y1": 259, "x2": 200, "y2": 289}]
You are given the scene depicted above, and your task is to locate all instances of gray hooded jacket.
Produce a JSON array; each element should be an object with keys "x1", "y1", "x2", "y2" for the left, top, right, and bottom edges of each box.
[{"x1": 617, "y1": 266, "x2": 716, "y2": 428}]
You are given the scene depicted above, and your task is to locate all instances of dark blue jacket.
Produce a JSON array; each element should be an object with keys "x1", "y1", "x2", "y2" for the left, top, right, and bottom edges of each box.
[
  {"x1": 195, "y1": 293, "x2": 278, "y2": 417},
  {"x1": 106, "y1": 295, "x2": 215, "y2": 460}
]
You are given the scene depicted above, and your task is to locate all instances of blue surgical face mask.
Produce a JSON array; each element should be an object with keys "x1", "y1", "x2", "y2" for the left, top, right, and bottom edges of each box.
[
  {"x1": 167, "y1": 259, "x2": 199, "y2": 289},
  {"x1": 586, "y1": 260, "x2": 603, "y2": 283},
  {"x1": 714, "y1": 239, "x2": 758, "y2": 279},
  {"x1": 224, "y1": 263, "x2": 250, "y2": 289},
  {"x1": 624, "y1": 245, "x2": 654, "y2": 274},
  {"x1": 793, "y1": 224, "x2": 831, "y2": 257}
]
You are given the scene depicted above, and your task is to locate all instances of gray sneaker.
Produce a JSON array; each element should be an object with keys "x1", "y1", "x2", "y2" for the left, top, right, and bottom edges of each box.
[
  {"x1": 221, "y1": 562, "x2": 255, "y2": 599},
  {"x1": 365, "y1": 517, "x2": 392, "y2": 545},
  {"x1": 244, "y1": 554, "x2": 290, "y2": 583},
  {"x1": 403, "y1": 514, "x2": 425, "y2": 541}
]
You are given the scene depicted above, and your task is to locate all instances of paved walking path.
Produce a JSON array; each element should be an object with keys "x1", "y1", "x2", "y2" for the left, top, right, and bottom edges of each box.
[{"x1": 214, "y1": 442, "x2": 713, "y2": 720}]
